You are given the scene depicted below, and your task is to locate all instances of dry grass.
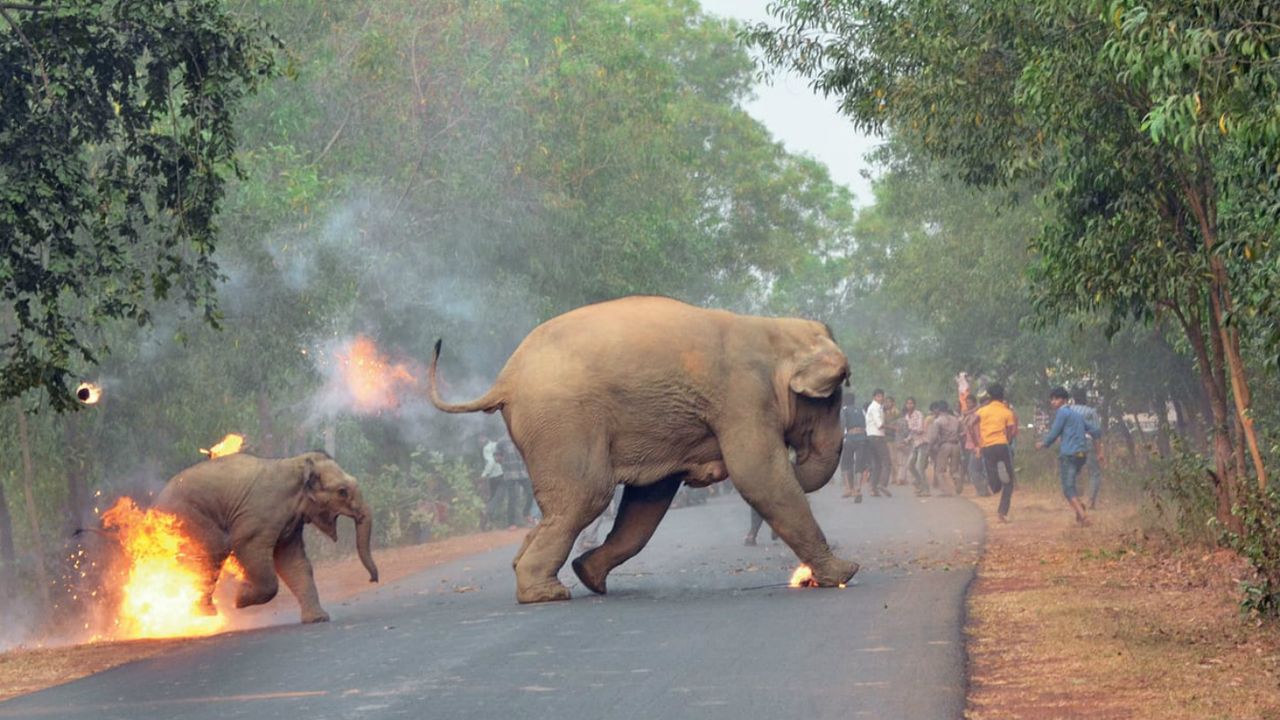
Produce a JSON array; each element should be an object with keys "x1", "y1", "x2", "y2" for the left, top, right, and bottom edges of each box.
[
  {"x1": 966, "y1": 488, "x2": 1280, "y2": 719},
  {"x1": 0, "y1": 528, "x2": 525, "y2": 703}
]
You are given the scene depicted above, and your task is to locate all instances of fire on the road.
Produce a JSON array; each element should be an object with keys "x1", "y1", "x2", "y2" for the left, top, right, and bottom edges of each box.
[
  {"x1": 99, "y1": 498, "x2": 243, "y2": 640},
  {"x1": 789, "y1": 564, "x2": 818, "y2": 587},
  {"x1": 788, "y1": 564, "x2": 846, "y2": 589}
]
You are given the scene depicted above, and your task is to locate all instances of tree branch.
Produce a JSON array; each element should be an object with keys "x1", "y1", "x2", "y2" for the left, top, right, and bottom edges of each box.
[{"x1": 0, "y1": 4, "x2": 50, "y2": 97}]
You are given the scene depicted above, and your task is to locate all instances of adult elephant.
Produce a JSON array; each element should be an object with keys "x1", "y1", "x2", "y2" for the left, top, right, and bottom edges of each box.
[
  {"x1": 429, "y1": 296, "x2": 858, "y2": 603},
  {"x1": 154, "y1": 451, "x2": 378, "y2": 623}
]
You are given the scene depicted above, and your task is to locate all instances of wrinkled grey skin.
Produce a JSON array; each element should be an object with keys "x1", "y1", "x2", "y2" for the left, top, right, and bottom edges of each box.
[
  {"x1": 154, "y1": 451, "x2": 378, "y2": 623},
  {"x1": 429, "y1": 296, "x2": 858, "y2": 604}
]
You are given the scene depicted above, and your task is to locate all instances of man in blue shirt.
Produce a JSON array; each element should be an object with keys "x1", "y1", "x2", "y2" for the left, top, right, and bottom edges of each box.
[
  {"x1": 1072, "y1": 388, "x2": 1106, "y2": 509},
  {"x1": 1036, "y1": 386, "x2": 1101, "y2": 526}
]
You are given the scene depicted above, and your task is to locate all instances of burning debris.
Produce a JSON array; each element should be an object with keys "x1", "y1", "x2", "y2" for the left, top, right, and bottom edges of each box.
[
  {"x1": 331, "y1": 335, "x2": 419, "y2": 414},
  {"x1": 75, "y1": 382, "x2": 102, "y2": 405},
  {"x1": 789, "y1": 564, "x2": 818, "y2": 588},
  {"x1": 788, "y1": 564, "x2": 847, "y2": 589}
]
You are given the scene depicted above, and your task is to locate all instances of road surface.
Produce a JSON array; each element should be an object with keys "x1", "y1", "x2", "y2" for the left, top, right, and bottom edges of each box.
[{"x1": 0, "y1": 483, "x2": 984, "y2": 719}]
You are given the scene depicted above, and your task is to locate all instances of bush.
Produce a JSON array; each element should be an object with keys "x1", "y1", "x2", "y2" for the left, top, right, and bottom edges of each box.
[
  {"x1": 1141, "y1": 441, "x2": 1219, "y2": 547},
  {"x1": 362, "y1": 449, "x2": 485, "y2": 547},
  {"x1": 1228, "y1": 485, "x2": 1280, "y2": 617}
]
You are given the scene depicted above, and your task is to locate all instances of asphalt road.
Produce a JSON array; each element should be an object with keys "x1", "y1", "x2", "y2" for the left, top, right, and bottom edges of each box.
[{"x1": 0, "y1": 483, "x2": 985, "y2": 720}]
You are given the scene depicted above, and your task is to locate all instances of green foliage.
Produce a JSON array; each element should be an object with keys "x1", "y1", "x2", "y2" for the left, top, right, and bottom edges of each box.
[
  {"x1": 1227, "y1": 484, "x2": 1280, "y2": 617},
  {"x1": 363, "y1": 450, "x2": 484, "y2": 547},
  {"x1": 0, "y1": 0, "x2": 279, "y2": 409},
  {"x1": 749, "y1": 0, "x2": 1275, "y2": 529},
  {"x1": 1, "y1": 0, "x2": 874, "y2": 618},
  {"x1": 1142, "y1": 442, "x2": 1220, "y2": 546}
]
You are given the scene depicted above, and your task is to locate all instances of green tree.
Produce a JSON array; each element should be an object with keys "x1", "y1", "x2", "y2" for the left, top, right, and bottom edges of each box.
[
  {"x1": 746, "y1": 0, "x2": 1278, "y2": 524},
  {"x1": 0, "y1": 0, "x2": 278, "y2": 410}
]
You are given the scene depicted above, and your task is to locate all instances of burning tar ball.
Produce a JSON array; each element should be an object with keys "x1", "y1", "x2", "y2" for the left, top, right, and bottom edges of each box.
[{"x1": 76, "y1": 382, "x2": 102, "y2": 405}]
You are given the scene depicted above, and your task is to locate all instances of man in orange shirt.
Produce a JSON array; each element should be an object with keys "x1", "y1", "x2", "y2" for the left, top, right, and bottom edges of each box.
[{"x1": 975, "y1": 383, "x2": 1018, "y2": 521}]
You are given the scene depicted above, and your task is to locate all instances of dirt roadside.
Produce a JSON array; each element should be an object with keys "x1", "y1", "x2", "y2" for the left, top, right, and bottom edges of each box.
[
  {"x1": 965, "y1": 488, "x2": 1280, "y2": 719},
  {"x1": 0, "y1": 528, "x2": 525, "y2": 702}
]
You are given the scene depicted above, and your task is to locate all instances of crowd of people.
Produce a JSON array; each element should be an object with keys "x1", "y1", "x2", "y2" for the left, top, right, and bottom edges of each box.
[{"x1": 836, "y1": 380, "x2": 1106, "y2": 526}]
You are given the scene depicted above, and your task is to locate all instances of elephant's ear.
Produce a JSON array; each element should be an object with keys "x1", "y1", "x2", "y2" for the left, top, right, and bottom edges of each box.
[
  {"x1": 301, "y1": 456, "x2": 340, "y2": 542},
  {"x1": 302, "y1": 457, "x2": 321, "y2": 501},
  {"x1": 788, "y1": 341, "x2": 849, "y2": 398}
]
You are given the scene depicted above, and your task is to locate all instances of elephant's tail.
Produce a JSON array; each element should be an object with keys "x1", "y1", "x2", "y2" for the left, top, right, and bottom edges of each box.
[{"x1": 427, "y1": 339, "x2": 505, "y2": 414}]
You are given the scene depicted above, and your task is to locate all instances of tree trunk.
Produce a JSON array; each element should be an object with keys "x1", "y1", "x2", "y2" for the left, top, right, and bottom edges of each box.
[
  {"x1": 1173, "y1": 296, "x2": 1240, "y2": 532},
  {"x1": 14, "y1": 402, "x2": 51, "y2": 604},
  {"x1": 62, "y1": 414, "x2": 89, "y2": 534},
  {"x1": 1184, "y1": 181, "x2": 1267, "y2": 489},
  {"x1": 256, "y1": 389, "x2": 276, "y2": 457},
  {"x1": 0, "y1": 477, "x2": 17, "y2": 600},
  {"x1": 1154, "y1": 397, "x2": 1173, "y2": 458}
]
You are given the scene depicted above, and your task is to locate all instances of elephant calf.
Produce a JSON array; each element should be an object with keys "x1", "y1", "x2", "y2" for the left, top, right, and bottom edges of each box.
[
  {"x1": 154, "y1": 451, "x2": 378, "y2": 623},
  {"x1": 429, "y1": 295, "x2": 859, "y2": 603}
]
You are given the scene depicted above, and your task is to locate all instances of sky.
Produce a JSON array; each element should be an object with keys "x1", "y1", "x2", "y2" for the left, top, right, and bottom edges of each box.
[{"x1": 698, "y1": 0, "x2": 882, "y2": 207}]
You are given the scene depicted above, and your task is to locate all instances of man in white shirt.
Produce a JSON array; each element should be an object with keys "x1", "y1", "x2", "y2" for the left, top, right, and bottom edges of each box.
[{"x1": 864, "y1": 389, "x2": 892, "y2": 497}]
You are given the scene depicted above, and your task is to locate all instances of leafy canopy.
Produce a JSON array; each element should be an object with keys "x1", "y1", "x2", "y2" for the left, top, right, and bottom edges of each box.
[{"x1": 0, "y1": 0, "x2": 277, "y2": 410}]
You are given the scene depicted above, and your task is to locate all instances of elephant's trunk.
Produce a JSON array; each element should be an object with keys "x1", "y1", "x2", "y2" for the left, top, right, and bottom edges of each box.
[
  {"x1": 355, "y1": 510, "x2": 378, "y2": 583},
  {"x1": 794, "y1": 441, "x2": 841, "y2": 492},
  {"x1": 792, "y1": 397, "x2": 845, "y2": 493}
]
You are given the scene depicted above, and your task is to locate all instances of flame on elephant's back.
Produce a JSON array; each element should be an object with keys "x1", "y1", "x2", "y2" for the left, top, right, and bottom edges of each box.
[
  {"x1": 200, "y1": 433, "x2": 245, "y2": 459},
  {"x1": 99, "y1": 497, "x2": 241, "y2": 639}
]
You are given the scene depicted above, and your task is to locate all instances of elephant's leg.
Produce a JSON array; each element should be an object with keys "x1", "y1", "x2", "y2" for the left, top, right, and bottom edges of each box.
[
  {"x1": 273, "y1": 533, "x2": 328, "y2": 623},
  {"x1": 511, "y1": 524, "x2": 539, "y2": 572},
  {"x1": 197, "y1": 549, "x2": 227, "y2": 617},
  {"x1": 513, "y1": 438, "x2": 616, "y2": 604},
  {"x1": 183, "y1": 515, "x2": 229, "y2": 616},
  {"x1": 719, "y1": 429, "x2": 858, "y2": 586},
  {"x1": 231, "y1": 539, "x2": 280, "y2": 609},
  {"x1": 572, "y1": 476, "x2": 682, "y2": 595}
]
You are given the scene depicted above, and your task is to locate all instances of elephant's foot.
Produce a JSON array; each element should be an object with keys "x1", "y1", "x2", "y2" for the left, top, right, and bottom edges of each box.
[
  {"x1": 300, "y1": 609, "x2": 331, "y2": 624},
  {"x1": 516, "y1": 580, "x2": 572, "y2": 604},
  {"x1": 571, "y1": 550, "x2": 609, "y2": 595},
  {"x1": 812, "y1": 557, "x2": 860, "y2": 587}
]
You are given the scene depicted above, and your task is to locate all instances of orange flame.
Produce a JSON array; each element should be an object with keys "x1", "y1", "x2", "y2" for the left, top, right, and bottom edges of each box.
[
  {"x1": 75, "y1": 382, "x2": 102, "y2": 405},
  {"x1": 334, "y1": 336, "x2": 417, "y2": 413},
  {"x1": 787, "y1": 564, "x2": 847, "y2": 589},
  {"x1": 201, "y1": 433, "x2": 245, "y2": 459},
  {"x1": 100, "y1": 498, "x2": 242, "y2": 639},
  {"x1": 789, "y1": 564, "x2": 817, "y2": 588}
]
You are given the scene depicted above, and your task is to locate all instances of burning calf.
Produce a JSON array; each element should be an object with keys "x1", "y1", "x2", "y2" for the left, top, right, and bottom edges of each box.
[
  {"x1": 98, "y1": 498, "x2": 244, "y2": 638},
  {"x1": 103, "y1": 450, "x2": 378, "y2": 631}
]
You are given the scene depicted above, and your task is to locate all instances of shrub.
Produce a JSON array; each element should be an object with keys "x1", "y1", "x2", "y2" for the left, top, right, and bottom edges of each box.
[
  {"x1": 362, "y1": 449, "x2": 485, "y2": 546},
  {"x1": 1141, "y1": 441, "x2": 1218, "y2": 547},
  {"x1": 1228, "y1": 485, "x2": 1280, "y2": 617}
]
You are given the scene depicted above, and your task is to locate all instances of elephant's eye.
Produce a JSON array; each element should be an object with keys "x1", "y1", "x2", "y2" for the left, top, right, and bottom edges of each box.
[{"x1": 338, "y1": 487, "x2": 350, "y2": 499}]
